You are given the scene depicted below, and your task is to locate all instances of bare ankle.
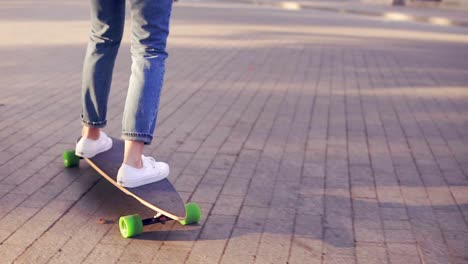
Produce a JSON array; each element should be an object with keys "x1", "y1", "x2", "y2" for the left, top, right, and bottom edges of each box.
[
  {"x1": 123, "y1": 140, "x2": 145, "y2": 169},
  {"x1": 82, "y1": 127, "x2": 100, "y2": 140},
  {"x1": 123, "y1": 157, "x2": 143, "y2": 169}
]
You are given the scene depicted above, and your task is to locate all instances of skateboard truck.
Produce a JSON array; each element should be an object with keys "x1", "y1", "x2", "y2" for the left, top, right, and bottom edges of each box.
[{"x1": 142, "y1": 212, "x2": 172, "y2": 226}]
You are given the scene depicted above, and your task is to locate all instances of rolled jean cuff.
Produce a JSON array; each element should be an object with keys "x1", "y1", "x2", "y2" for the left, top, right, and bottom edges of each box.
[
  {"x1": 121, "y1": 132, "x2": 153, "y2": 145},
  {"x1": 81, "y1": 115, "x2": 107, "y2": 128}
]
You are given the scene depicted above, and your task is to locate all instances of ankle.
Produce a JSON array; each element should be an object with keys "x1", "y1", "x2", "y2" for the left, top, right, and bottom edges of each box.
[
  {"x1": 123, "y1": 140, "x2": 145, "y2": 169},
  {"x1": 82, "y1": 127, "x2": 100, "y2": 140},
  {"x1": 123, "y1": 157, "x2": 143, "y2": 169}
]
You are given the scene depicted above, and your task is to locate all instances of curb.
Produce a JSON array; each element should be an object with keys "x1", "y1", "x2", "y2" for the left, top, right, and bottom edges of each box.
[{"x1": 222, "y1": 0, "x2": 468, "y2": 28}]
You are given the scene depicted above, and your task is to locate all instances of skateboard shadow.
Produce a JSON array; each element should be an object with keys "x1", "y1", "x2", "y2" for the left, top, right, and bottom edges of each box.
[{"x1": 80, "y1": 168, "x2": 466, "y2": 253}]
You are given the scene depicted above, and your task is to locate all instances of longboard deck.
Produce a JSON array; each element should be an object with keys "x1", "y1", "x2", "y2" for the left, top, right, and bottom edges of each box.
[{"x1": 84, "y1": 137, "x2": 186, "y2": 221}]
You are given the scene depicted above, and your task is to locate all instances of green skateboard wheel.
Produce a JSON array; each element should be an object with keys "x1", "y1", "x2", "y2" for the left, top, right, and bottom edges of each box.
[
  {"x1": 63, "y1": 150, "x2": 80, "y2": 167},
  {"x1": 119, "y1": 214, "x2": 143, "y2": 238},
  {"x1": 179, "y1": 203, "x2": 201, "y2": 225}
]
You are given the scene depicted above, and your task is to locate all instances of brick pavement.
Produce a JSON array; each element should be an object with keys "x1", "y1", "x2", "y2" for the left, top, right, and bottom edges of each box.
[
  {"x1": 0, "y1": 0, "x2": 467, "y2": 263},
  {"x1": 222, "y1": 0, "x2": 468, "y2": 27}
]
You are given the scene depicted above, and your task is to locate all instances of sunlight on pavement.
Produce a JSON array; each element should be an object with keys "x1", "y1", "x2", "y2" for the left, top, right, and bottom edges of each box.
[
  {"x1": 1, "y1": 20, "x2": 468, "y2": 47},
  {"x1": 280, "y1": 1, "x2": 302, "y2": 11},
  {"x1": 341, "y1": 87, "x2": 468, "y2": 98},
  {"x1": 428, "y1": 17, "x2": 453, "y2": 26},
  {"x1": 384, "y1": 12, "x2": 413, "y2": 22},
  {"x1": 349, "y1": 186, "x2": 468, "y2": 206}
]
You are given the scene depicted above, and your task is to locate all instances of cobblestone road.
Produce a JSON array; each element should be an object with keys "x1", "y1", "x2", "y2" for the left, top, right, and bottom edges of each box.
[{"x1": 0, "y1": 1, "x2": 467, "y2": 263}]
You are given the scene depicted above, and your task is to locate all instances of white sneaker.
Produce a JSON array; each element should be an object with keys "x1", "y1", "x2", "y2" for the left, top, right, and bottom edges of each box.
[
  {"x1": 117, "y1": 155, "x2": 169, "y2": 188},
  {"x1": 75, "y1": 131, "x2": 113, "y2": 158}
]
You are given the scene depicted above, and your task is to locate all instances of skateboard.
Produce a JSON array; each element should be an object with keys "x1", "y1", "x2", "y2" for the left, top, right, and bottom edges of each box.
[{"x1": 62, "y1": 137, "x2": 201, "y2": 238}]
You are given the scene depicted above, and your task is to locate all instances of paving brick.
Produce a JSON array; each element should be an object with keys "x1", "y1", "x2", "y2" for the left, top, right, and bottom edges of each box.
[
  {"x1": 229, "y1": 149, "x2": 260, "y2": 179},
  {"x1": 212, "y1": 195, "x2": 243, "y2": 216},
  {"x1": 384, "y1": 228, "x2": 415, "y2": 243},
  {"x1": 375, "y1": 186, "x2": 405, "y2": 207},
  {"x1": 54, "y1": 173, "x2": 100, "y2": 202},
  {"x1": 270, "y1": 181, "x2": 300, "y2": 209},
  {"x1": 277, "y1": 152, "x2": 303, "y2": 183},
  {"x1": 47, "y1": 218, "x2": 113, "y2": 264},
  {"x1": 354, "y1": 218, "x2": 382, "y2": 230},
  {"x1": 380, "y1": 207, "x2": 409, "y2": 221},
  {"x1": 200, "y1": 215, "x2": 236, "y2": 240},
  {"x1": 0, "y1": 243, "x2": 25, "y2": 264},
  {"x1": 220, "y1": 253, "x2": 255, "y2": 264},
  {"x1": 0, "y1": 193, "x2": 29, "y2": 219},
  {"x1": 193, "y1": 146, "x2": 219, "y2": 162},
  {"x1": 236, "y1": 206, "x2": 268, "y2": 231},
  {"x1": 356, "y1": 243, "x2": 388, "y2": 264},
  {"x1": 305, "y1": 149, "x2": 326, "y2": 165},
  {"x1": 411, "y1": 223, "x2": 452, "y2": 264},
  {"x1": 168, "y1": 152, "x2": 194, "y2": 172},
  {"x1": 220, "y1": 177, "x2": 250, "y2": 197},
  {"x1": 387, "y1": 243, "x2": 422, "y2": 264},
  {"x1": 0, "y1": 183, "x2": 15, "y2": 197},
  {"x1": 183, "y1": 158, "x2": 212, "y2": 176},
  {"x1": 299, "y1": 176, "x2": 325, "y2": 197},
  {"x1": 433, "y1": 206, "x2": 467, "y2": 232},
  {"x1": 444, "y1": 230, "x2": 468, "y2": 259},
  {"x1": 174, "y1": 173, "x2": 203, "y2": 193},
  {"x1": 13, "y1": 186, "x2": 107, "y2": 264},
  {"x1": 0, "y1": 206, "x2": 39, "y2": 242},
  {"x1": 0, "y1": 147, "x2": 46, "y2": 181},
  {"x1": 382, "y1": 220, "x2": 412, "y2": 230},
  {"x1": 116, "y1": 239, "x2": 162, "y2": 264},
  {"x1": 9, "y1": 163, "x2": 64, "y2": 196},
  {"x1": 303, "y1": 162, "x2": 325, "y2": 179},
  {"x1": 13, "y1": 232, "x2": 71, "y2": 264},
  {"x1": 298, "y1": 195, "x2": 324, "y2": 216},
  {"x1": 210, "y1": 154, "x2": 237, "y2": 171},
  {"x1": 185, "y1": 239, "x2": 226, "y2": 264},
  {"x1": 184, "y1": 216, "x2": 235, "y2": 263},
  {"x1": 202, "y1": 168, "x2": 230, "y2": 186},
  {"x1": 191, "y1": 181, "x2": 223, "y2": 203},
  {"x1": 355, "y1": 226, "x2": 385, "y2": 243},
  {"x1": 255, "y1": 232, "x2": 292, "y2": 264},
  {"x1": 324, "y1": 228, "x2": 355, "y2": 256},
  {"x1": 324, "y1": 213, "x2": 353, "y2": 232},
  {"x1": 220, "y1": 228, "x2": 262, "y2": 264},
  {"x1": 243, "y1": 175, "x2": 275, "y2": 208},
  {"x1": 151, "y1": 245, "x2": 191, "y2": 264},
  {"x1": 288, "y1": 214, "x2": 323, "y2": 263},
  {"x1": 218, "y1": 142, "x2": 242, "y2": 156},
  {"x1": 82, "y1": 244, "x2": 124, "y2": 264},
  {"x1": 5, "y1": 200, "x2": 74, "y2": 247},
  {"x1": 323, "y1": 253, "x2": 356, "y2": 264},
  {"x1": 202, "y1": 126, "x2": 232, "y2": 148},
  {"x1": 289, "y1": 235, "x2": 323, "y2": 264},
  {"x1": 20, "y1": 170, "x2": 78, "y2": 208},
  {"x1": 351, "y1": 185, "x2": 377, "y2": 200}
]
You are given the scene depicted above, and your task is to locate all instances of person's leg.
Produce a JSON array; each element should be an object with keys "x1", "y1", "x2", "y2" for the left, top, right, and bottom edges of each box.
[
  {"x1": 117, "y1": 0, "x2": 173, "y2": 187},
  {"x1": 123, "y1": 140, "x2": 144, "y2": 168},
  {"x1": 77, "y1": 0, "x2": 125, "y2": 158},
  {"x1": 81, "y1": 0, "x2": 126, "y2": 137},
  {"x1": 121, "y1": 0, "x2": 173, "y2": 166}
]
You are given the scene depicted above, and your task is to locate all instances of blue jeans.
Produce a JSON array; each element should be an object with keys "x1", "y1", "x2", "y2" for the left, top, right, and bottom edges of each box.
[{"x1": 81, "y1": 0, "x2": 173, "y2": 144}]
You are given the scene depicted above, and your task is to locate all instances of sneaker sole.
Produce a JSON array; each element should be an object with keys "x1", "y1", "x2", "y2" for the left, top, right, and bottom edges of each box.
[
  {"x1": 75, "y1": 140, "x2": 113, "y2": 158},
  {"x1": 118, "y1": 175, "x2": 167, "y2": 188}
]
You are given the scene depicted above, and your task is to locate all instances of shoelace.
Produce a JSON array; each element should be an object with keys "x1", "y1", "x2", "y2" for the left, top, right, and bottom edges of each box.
[{"x1": 143, "y1": 156, "x2": 157, "y2": 169}]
